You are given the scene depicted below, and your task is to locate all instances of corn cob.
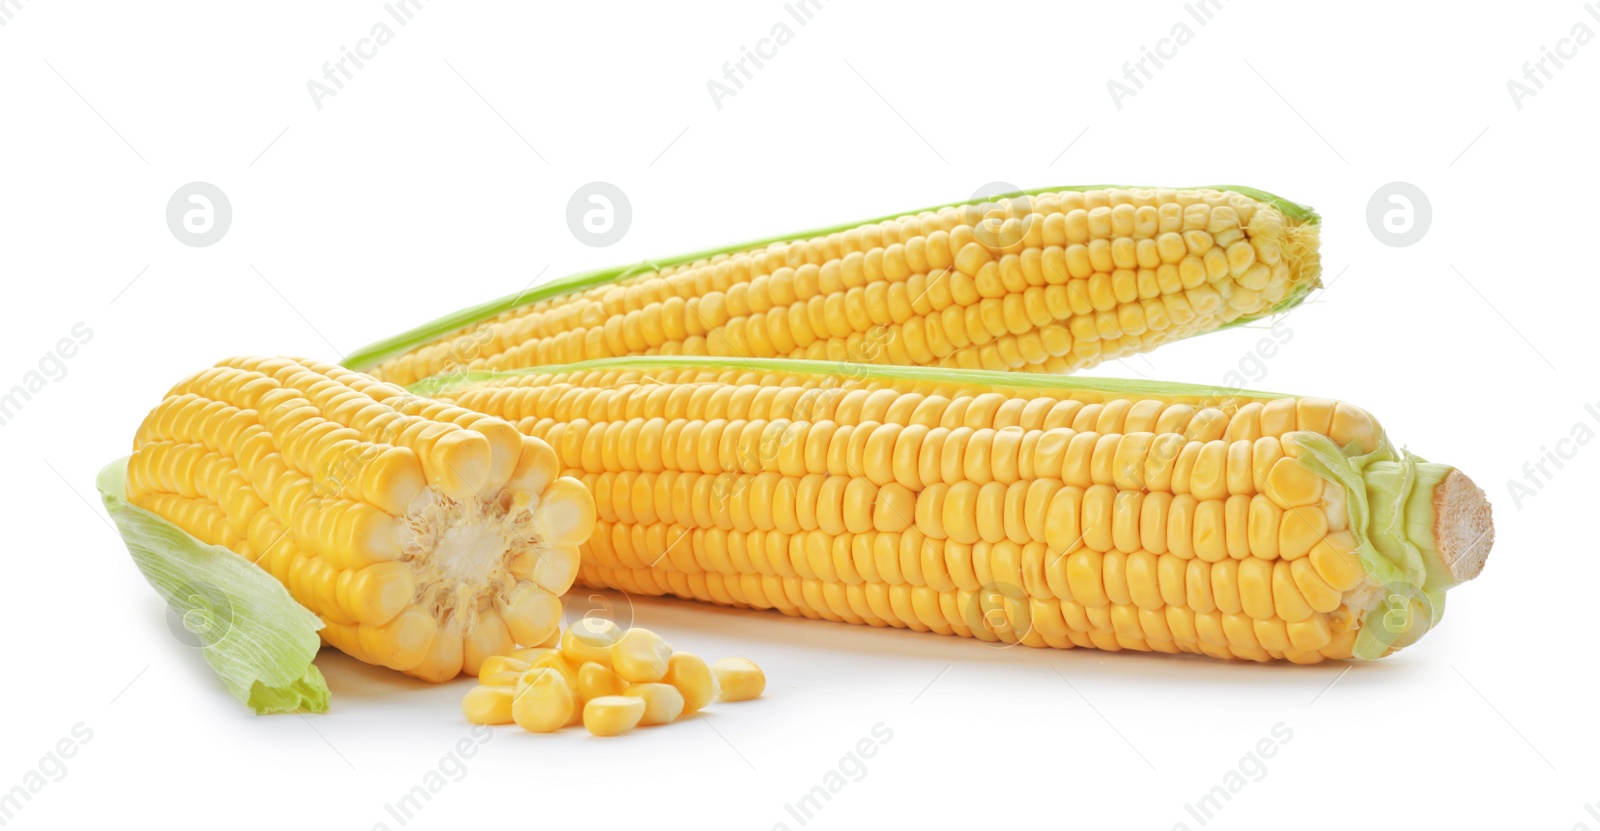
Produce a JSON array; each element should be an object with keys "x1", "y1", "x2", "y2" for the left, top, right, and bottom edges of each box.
[
  {"x1": 125, "y1": 356, "x2": 596, "y2": 682},
  {"x1": 421, "y1": 356, "x2": 1492, "y2": 663},
  {"x1": 346, "y1": 186, "x2": 1320, "y2": 387}
]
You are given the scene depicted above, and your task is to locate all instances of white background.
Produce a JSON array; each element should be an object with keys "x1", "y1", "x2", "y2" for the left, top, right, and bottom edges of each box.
[{"x1": 1, "y1": 1, "x2": 1594, "y2": 828}]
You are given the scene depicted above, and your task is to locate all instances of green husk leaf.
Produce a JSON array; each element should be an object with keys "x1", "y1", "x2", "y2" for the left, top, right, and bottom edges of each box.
[
  {"x1": 345, "y1": 184, "x2": 1319, "y2": 372},
  {"x1": 1289, "y1": 435, "x2": 1457, "y2": 660},
  {"x1": 97, "y1": 458, "x2": 329, "y2": 714}
]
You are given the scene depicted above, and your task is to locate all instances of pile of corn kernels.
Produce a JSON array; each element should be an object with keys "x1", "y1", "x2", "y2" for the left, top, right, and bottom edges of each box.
[{"x1": 462, "y1": 619, "x2": 764, "y2": 736}]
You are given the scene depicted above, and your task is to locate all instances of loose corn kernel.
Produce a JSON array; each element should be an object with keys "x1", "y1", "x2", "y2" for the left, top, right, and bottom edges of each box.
[
  {"x1": 578, "y1": 661, "x2": 629, "y2": 701},
  {"x1": 512, "y1": 668, "x2": 574, "y2": 733},
  {"x1": 527, "y1": 650, "x2": 580, "y2": 691},
  {"x1": 713, "y1": 658, "x2": 766, "y2": 701},
  {"x1": 562, "y1": 618, "x2": 622, "y2": 664},
  {"x1": 664, "y1": 652, "x2": 715, "y2": 712},
  {"x1": 583, "y1": 695, "x2": 647, "y2": 736},
  {"x1": 462, "y1": 686, "x2": 513, "y2": 725},
  {"x1": 625, "y1": 683, "x2": 686, "y2": 725},
  {"x1": 478, "y1": 655, "x2": 531, "y2": 687},
  {"x1": 611, "y1": 628, "x2": 673, "y2": 683},
  {"x1": 509, "y1": 647, "x2": 557, "y2": 665}
]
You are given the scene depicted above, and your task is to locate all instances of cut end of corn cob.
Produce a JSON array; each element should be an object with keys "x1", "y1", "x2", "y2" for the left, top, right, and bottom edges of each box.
[
  {"x1": 125, "y1": 357, "x2": 596, "y2": 682},
  {"x1": 423, "y1": 355, "x2": 1490, "y2": 664},
  {"x1": 1432, "y1": 469, "x2": 1494, "y2": 585},
  {"x1": 348, "y1": 185, "x2": 1321, "y2": 386}
]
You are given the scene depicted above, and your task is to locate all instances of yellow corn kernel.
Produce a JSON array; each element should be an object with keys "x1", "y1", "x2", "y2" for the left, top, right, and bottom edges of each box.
[
  {"x1": 625, "y1": 683, "x2": 687, "y2": 725},
  {"x1": 578, "y1": 661, "x2": 629, "y2": 701},
  {"x1": 462, "y1": 685, "x2": 513, "y2": 725},
  {"x1": 713, "y1": 657, "x2": 766, "y2": 701},
  {"x1": 1265, "y1": 457, "x2": 1324, "y2": 508},
  {"x1": 509, "y1": 646, "x2": 557, "y2": 665},
  {"x1": 611, "y1": 628, "x2": 673, "y2": 683},
  {"x1": 478, "y1": 655, "x2": 532, "y2": 687},
  {"x1": 583, "y1": 695, "x2": 647, "y2": 736},
  {"x1": 562, "y1": 618, "x2": 622, "y2": 664},
  {"x1": 527, "y1": 651, "x2": 580, "y2": 691},
  {"x1": 1309, "y1": 531, "x2": 1364, "y2": 591},
  {"x1": 664, "y1": 652, "x2": 715, "y2": 711},
  {"x1": 512, "y1": 668, "x2": 575, "y2": 733},
  {"x1": 1279, "y1": 506, "x2": 1329, "y2": 560}
]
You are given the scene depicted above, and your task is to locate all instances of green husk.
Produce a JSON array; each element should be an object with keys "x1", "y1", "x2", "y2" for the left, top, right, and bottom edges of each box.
[
  {"x1": 98, "y1": 458, "x2": 330, "y2": 714},
  {"x1": 1288, "y1": 435, "x2": 1454, "y2": 659},
  {"x1": 344, "y1": 184, "x2": 1320, "y2": 373}
]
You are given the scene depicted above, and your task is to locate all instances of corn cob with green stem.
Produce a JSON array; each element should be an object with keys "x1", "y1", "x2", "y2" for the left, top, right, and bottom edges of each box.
[
  {"x1": 346, "y1": 185, "x2": 1320, "y2": 387},
  {"x1": 419, "y1": 356, "x2": 1491, "y2": 664}
]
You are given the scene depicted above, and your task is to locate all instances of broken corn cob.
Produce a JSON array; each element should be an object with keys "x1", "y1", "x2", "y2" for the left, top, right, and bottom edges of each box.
[
  {"x1": 422, "y1": 356, "x2": 1492, "y2": 664},
  {"x1": 346, "y1": 186, "x2": 1320, "y2": 386},
  {"x1": 125, "y1": 356, "x2": 596, "y2": 681}
]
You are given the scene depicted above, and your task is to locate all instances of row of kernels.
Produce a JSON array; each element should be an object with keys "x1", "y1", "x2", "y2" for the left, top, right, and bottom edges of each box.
[
  {"x1": 492, "y1": 376, "x2": 1260, "y2": 438},
  {"x1": 541, "y1": 424, "x2": 1311, "y2": 511},
  {"x1": 485, "y1": 384, "x2": 1377, "y2": 460},
  {"x1": 593, "y1": 564, "x2": 1310, "y2": 656},
  {"x1": 579, "y1": 564, "x2": 1345, "y2": 663},
  {"x1": 579, "y1": 471, "x2": 913, "y2": 537},
  {"x1": 133, "y1": 392, "x2": 256, "y2": 453},
  {"x1": 203, "y1": 359, "x2": 487, "y2": 504},
  {"x1": 135, "y1": 492, "x2": 246, "y2": 554},
  {"x1": 579, "y1": 510, "x2": 1365, "y2": 629},
  {"x1": 127, "y1": 428, "x2": 404, "y2": 579},
  {"x1": 917, "y1": 478, "x2": 1335, "y2": 560},
  {"x1": 515, "y1": 258, "x2": 1242, "y2": 370}
]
